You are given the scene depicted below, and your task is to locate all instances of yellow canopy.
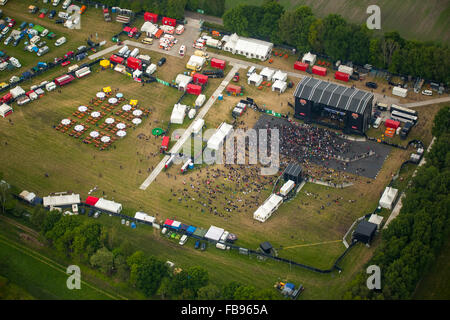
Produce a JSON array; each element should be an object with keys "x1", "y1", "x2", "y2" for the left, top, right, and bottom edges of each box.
[
  {"x1": 100, "y1": 60, "x2": 110, "y2": 68},
  {"x1": 130, "y1": 99, "x2": 138, "y2": 106},
  {"x1": 102, "y1": 86, "x2": 112, "y2": 93}
]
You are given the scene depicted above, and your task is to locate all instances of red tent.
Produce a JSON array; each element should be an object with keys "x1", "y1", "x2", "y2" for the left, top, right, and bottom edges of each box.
[
  {"x1": 211, "y1": 58, "x2": 226, "y2": 70},
  {"x1": 294, "y1": 61, "x2": 308, "y2": 71},
  {"x1": 226, "y1": 84, "x2": 241, "y2": 94},
  {"x1": 110, "y1": 54, "x2": 124, "y2": 64},
  {"x1": 385, "y1": 119, "x2": 400, "y2": 129},
  {"x1": 193, "y1": 73, "x2": 208, "y2": 84},
  {"x1": 164, "y1": 219, "x2": 174, "y2": 226},
  {"x1": 161, "y1": 136, "x2": 170, "y2": 152},
  {"x1": 186, "y1": 83, "x2": 202, "y2": 95},
  {"x1": 144, "y1": 12, "x2": 158, "y2": 23},
  {"x1": 85, "y1": 196, "x2": 99, "y2": 206},
  {"x1": 334, "y1": 71, "x2": 349, "y2": 82},
  {"x1": 312, "y1": 66, "x2": 327, "y2": 76},
  {"x1": 162, "y1": 17, "x2": 176, "y2": 27}
]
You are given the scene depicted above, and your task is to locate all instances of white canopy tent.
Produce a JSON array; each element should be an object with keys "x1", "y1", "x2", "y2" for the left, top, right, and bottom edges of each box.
[
  {"x1": 379, "y1": 187, "x2": 399, "y2": 209},
  {"x1": 260, "y1": 67, "x2": 275, "y2": 81},
  {"x1": 134, "y1": 211, "x2": 156, "y2": 223},
  {"x1": 94, "y1": 198, "x2": 122, "y2": 214},
  {"x1": 19, "y1": 190, "x2": 36, "y2": 203},
  {"x1": 10, "y1": 86, "x2": 25, "y2": 99},
  {"x1": 206, "y1": 122, "x2": 233, "y2": 151},
  {"x1": 222, "y1": 33, "x2": 273, "y2": 61},
  {"x1": 43, "y1": 194, "x2": 80, "y2": 207},
  {"x1": 338, "y1": 65, "x2": 353, "y2": 75},
  {"x1": 175, "y1": 74, "x2": 193, "y2": 91},
  {"x1": 368, "y1": 214, "x2": 384, "y2": 230},
  {"x1": 272, "y1": 70, "x2": 287, "y2": 82},
  {"x1": 192, "y1": 118, "x2": 204, "y2": 135},
  {"x1": 141, "y1": 21, "x2": 158, "y2": 36},
  {"x1": 187, "y1": 55, "x2": 205, "y2": 68},
  {"x1": 204, "y1": 226, "x2": 225, "y2": 242},
  {"x1": 248, "y1": 72, "x2": 263, "y2": 86},
  {"x1": 195, "y1": 94, "x2": 206, "y2": 107},
  {"x1": 302, "y1": 52, "x2": 316, "y2": 66},
  {"x1": 272, "y1": 80, "x2": 287, "y2": 93},
  {"x1": 170, "y1": 103, "x2": 187, "y2": 124},
  {"x1": 253, "y1": 194, "x2": 283, "y2": 222},
  {"x1": 0, "y1": 103, "x2": 13, "y2": 118}
]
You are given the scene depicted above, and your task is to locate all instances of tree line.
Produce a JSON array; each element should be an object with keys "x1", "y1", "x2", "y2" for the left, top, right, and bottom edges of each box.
[
  {"x1": 0, "y1": 185, "x2": 278, "y2": 300},
  {"x1": 222, "y1": 1, "x2": 450, "y2": 83},
  {"x1": 343, "y1": 105, "x2": 450, "y2": 299},
  {"x1": 82, "y1": 0, "x2": 226, "y2": 20}
]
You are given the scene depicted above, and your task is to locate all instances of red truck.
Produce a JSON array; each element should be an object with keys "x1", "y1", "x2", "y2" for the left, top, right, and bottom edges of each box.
[
  {"x1": 126, "y1": 57, "x2": 142, "y2": 70},
  {"x1": 103, "y1": 8, "x2": 111, "y2": 22}
]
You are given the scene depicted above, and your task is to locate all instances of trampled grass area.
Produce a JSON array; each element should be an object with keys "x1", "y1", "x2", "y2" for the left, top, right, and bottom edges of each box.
[{"x1": 224, "y1": 0, "x2": 450, "y2": 44}]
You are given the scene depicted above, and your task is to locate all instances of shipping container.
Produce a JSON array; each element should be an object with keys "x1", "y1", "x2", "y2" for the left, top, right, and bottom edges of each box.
[
  {"x1": 334, "y1": 71, "x2": 349, "y2": 82},
  {"x1": 294, "y1": 61, "x2": 308, "y2": 71},
  {"x1": 210, "y1": 58, "x2": 225, "y2": 70},
  {"x1": 109, "y1": 54, "x2": 124, "y2": 64},
  {"x1": 193, "y1": 73, "x2": 208, "y2": 84},
  {"x1": 126, "y1": 56, "x2": 142, "y2": 70},
  {"x1": 144, "y1": 12, "x2": 158, "y2": 23},
  {"x1": 162, "y1": 17, "x2": 176, "y2": 27},
  {"x1": 186, "y1": 83, "x2": 202, "y2": 95},
  {"x1": 312, "y1": 65, "x2": 327, "y2": 76}
]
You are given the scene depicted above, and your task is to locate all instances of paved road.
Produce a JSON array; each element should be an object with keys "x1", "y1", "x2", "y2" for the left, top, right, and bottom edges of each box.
[
  {"x1": 88, "y1": 44, "x2": 121, "y2": 60},
  {"x1": 139, "y1": 63, "x2": 244, "y2": 190},
  {"x1": 402, "y1": 96, "x2": 450, "y2": 108}
]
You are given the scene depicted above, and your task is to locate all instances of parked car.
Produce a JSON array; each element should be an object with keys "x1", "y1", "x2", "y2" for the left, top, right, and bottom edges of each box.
[
  {"x1": 194, "y1": 240, "x2": 200, "y2": 249},
  {"x1": 7, "y1": 19, "x2": 15, "y2": 28},
  {"x1": 1, "y1": 26, "x2": 9, "y2": 35},
  {"x1": 49, "y1": 10, "x2": 56, "y2": 19},
  {"x1": 200, "y1": 242, "x2": 207, "y2": 251},
  {"x1": 3, "y1": 35, "x2": 12, "y2": 45},
  {"x1": 421, "y1": 89, "x2": 432, "y2": 96},
  {"x1": 179, "y1": 234, "x2": 188, "y2": 245},
  {"x1": 55, "y1": 36, "x2": 66, "y2": 46},
  {"x1": 365, "y1": 81, "x2": 378, "y2": 89},
  {"x1": 158, "y1": 57, "x2": 166, "y2": 66},
  {"x1": 41, "y1": 29, "x2": 49, "y2": 37},
  {"x1": 47, "y1": 32, "x2": 56, "y2": 39},
  {"x1": 55, "y1": 19, "x2": 64, "y2": 24},
  {"x1": 37, "y1": 41, "x2": 46, "y2": 47}
]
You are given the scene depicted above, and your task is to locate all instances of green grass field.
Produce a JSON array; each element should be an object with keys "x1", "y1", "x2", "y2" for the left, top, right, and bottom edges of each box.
[{"x1": 224, "y1": 0, "x2": 450, "y2": 44}]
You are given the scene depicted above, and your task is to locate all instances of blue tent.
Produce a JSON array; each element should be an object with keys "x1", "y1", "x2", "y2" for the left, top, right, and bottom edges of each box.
[
  {"x1": 131, "y1": 222, "x2": 136, "y2": 229},
  {"x1": 186, "y1": 226, "x2": 196, "y2": 234}
]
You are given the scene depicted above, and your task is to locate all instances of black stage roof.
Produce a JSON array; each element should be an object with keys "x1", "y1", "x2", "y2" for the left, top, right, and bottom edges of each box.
[{"x1": 294, "y1": 77, "x2": 374, "y2": 115}]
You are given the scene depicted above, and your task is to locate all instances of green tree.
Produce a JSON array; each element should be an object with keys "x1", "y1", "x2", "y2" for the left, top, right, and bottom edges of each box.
[
  {"x1": 90, "y1": 247, "x2": 114, "y2": 274},
  {"x1": 278, "y1": 6, "x2": 315, "y2": 52},
  {"x1": 197, "y1": 284, "x2": 221, "y2": 300},
  {"x1": 223, "y1": 5, "x2": 249, "y2": 36}
]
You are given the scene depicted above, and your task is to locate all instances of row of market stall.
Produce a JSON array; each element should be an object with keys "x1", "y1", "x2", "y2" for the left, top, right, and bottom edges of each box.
[{"x1": 247, "y1": 67, "x2": 289, "y2": 93}]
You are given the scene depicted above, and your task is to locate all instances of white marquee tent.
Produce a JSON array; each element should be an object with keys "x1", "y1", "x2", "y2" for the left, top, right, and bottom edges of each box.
[
  {"x1": 134, "y1": 211, "x2": 156, "y2": 223},
  {"x1": 222, "y1": 33, "x2": 273, "y2": 61},
  {"x1": 379, "y1": 187, "x2": 399, "y2": 209},
  {"x1": 272, "y1": 70, "x2": 288, "y2": 82},
  {"x1": 302, "y1": 52, "x2": 317, "y2": 66},
  {"x1": 204, "y1": 225, "x2": 225, "y2": 242},
  {"x1": 95, "y1": 198, "x2": 122, "y2": 214},
  {"x1": 248, "y1": 72, "x2": 263, "y2": 86},
  {"x1": 207, "y1": 122, "x2": 233, "y2": 151},
  {"x1": 253, "y1": 194, "x2": 283, "y2": 222},
  {"x1": 260, "y1": 67, "x2": 275, "y2": 81},
  {"x1": 43, "y1": 193, "x2": 81, "y2": 207},
  {"x1": 170, "y1": 103, "x2": 187, "y2": 124},
  {"x1": 272, "y1": 80, "x2": 287, "y2": 93}
]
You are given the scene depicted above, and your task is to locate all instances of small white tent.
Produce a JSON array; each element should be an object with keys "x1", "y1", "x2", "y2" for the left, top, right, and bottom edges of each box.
[
  {"x1": 10, "y1": 86, "x2": 25, "y2": 99},
  {"x1": 192, "y1": 118, "x2": 204, "y2": 135},
  {"x1": 170, "y1": 103, "x2": 187, "y2": 124},
  {"x1": 302, "y1": 52, "x2": 316, "y2": 66},
  {"x1": 272, "y1": 70, "x2": 287, "y2": 82},
  {"x1": 0, "y1": 103, "x2": 13, "y2": 118},
  {"x1": 248, "y1": 72, "x2": 263, "y2": 86},
  {"x1": 175, "y1": 74, "x2": 192, "y2": 91},
  {"x1": 260, "y1": 67, "x2": 275, "y2": 81},
  {"x1": 207, "y1": 122, "x2": 233, "y2": 151},
  {"x1": 368, "y1": 214, "x2": 384, "y2": 230},
  {"x1": 379, "y1": 187, "x2": 399, "y2": 209},
  {"x1": 272, "y1": 80, "x2": 287, "y2": 93},
  {"x1": 204, "y1": 225, "x2": 225, "y2": 242},
  {"x1": 195, "y1": 94, "x2": 206, "y2": 107}
]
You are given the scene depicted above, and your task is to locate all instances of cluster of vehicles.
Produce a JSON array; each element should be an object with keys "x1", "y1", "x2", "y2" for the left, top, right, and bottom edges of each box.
[{"x1": 373, "y1": 102, "x2": 418, "y2": 139}]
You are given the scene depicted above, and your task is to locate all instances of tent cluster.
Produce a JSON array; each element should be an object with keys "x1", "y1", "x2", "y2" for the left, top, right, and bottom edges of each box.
[
  {"x1": 253, "y1": 194, "x2": 284, "y2": 222},
  {"x1": 170, "y1": 103, "x2": 187, "y2": 124},
  {"x1": 163, "y1": 219, "x2": 237, "y2": 244},
  {"x1": 247, "y1": 68, "x2": 288, "y2": 93},
  {"x1": 85, "y1": 196, "x2": 122, "y2": 214},
  {"x1": 221, "y1": 33, "x2": 273, "y2": 61}
]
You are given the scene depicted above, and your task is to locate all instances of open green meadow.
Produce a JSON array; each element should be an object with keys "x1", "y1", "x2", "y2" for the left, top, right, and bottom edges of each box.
[{"x1": 224, "y1": 0, "x2": 450, "y2": 44}]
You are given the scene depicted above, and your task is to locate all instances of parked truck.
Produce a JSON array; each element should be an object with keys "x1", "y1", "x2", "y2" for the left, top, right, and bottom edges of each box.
[{"x1": 103, "y1": 9, "x2": 111, "y2": 22}]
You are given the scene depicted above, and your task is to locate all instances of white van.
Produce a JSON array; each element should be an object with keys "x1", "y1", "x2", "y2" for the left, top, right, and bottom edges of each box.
[
  {"x1": 129, "y1": 48, "x2": 139, "y2": 58},
  {"x1": 53, "y1": 0, "x2": 61, "y2": 6},
  {"x1": 216, "y1": 243, "x2": 226, "y2": 250},
  {"x1": 373, "y1": 117, "x2": 382, "y2": 129},
  {"x1": 58, "y1": 11, "x2": 69, "y2": 19},
  {"x1": 62, "y1": 0, "x2": 71, "y2": 10},
  {"x1": 247, "y1": 66, "x2": 256, "y2": 77},
  {"x1": 37, "y1": 46, "x2": 49, "y2": 57},
  {"x1": 41, "y1": 29, "x2": 49, "y2": 37},
  {"x1": 421, "y1": 89, "x2": 432, "y2": 96},
  {"x1": 55, "y1": 36, "x2": 66, "y2": 46},
  {"x1": 30, "y1": 35, "x2": 40, "y2": 45},
  {"x1": 179, "y1": 234, "x2": 188, "y2": 245}
]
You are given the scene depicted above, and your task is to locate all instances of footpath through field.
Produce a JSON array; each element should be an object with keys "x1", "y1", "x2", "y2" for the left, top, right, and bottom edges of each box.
[{"x1": 139, "y1": 63, "x2": 245, "y2": 190}]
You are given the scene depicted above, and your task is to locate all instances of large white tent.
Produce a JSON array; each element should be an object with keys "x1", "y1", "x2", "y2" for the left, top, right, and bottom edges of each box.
[
  {"x1": 0, "y1": 103, "x2": 13, "y2": 118},
  {"x1": 222, "y1": 33, "x2": 273, "y2": 61},
  {"x1": 248, "y1": 72, "x2": 263, "y2": 86},
  {"x1": 95, "y1": 198, "x2": 122, "y2": 214},
  {"x1": 141, "y1": 21, "x2": 158, "y2": 36},
  {"x1": 272, "y1": 80, "x2": 287, "y2": 93},
  {"x1": 302, "y1": 52, "x2": 316, "y2": 66},
  {"x1": 170, "y1": 103, "x2": 187, "y2": 124},
  {"x1": 272, "y1": 70, "x2": 288, "y2": 82},
  {"x1": 207, "y1": 122, "x2": 233, "y2": 151},
  {"x1": 379, "y1": 187, "x2": 399, "y2": 209},
  {"x1": 43, "y1": 193, "x2": 80, "y2": 207},
  {"x1": 134, "y1": 211, "x2": 156, "y2": 223},
  {"x1": 10, "y1": 86, "x2": 25, "y2": 99},
  {"x1": 253, "y1": 194, "x2": 283, "y2": 222},
  {"x1": 204, "y1": 225, "x2": 225, "y2": 242},
  {"x1": 175, "y1": 74, "x2": 193, "y2": 91},
  {"x1": 187, "y1": 55, "x2": 205, "y2": 69},
  {"x1": 260, "y1": 67, "x2": 275, "y2": 81}
]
